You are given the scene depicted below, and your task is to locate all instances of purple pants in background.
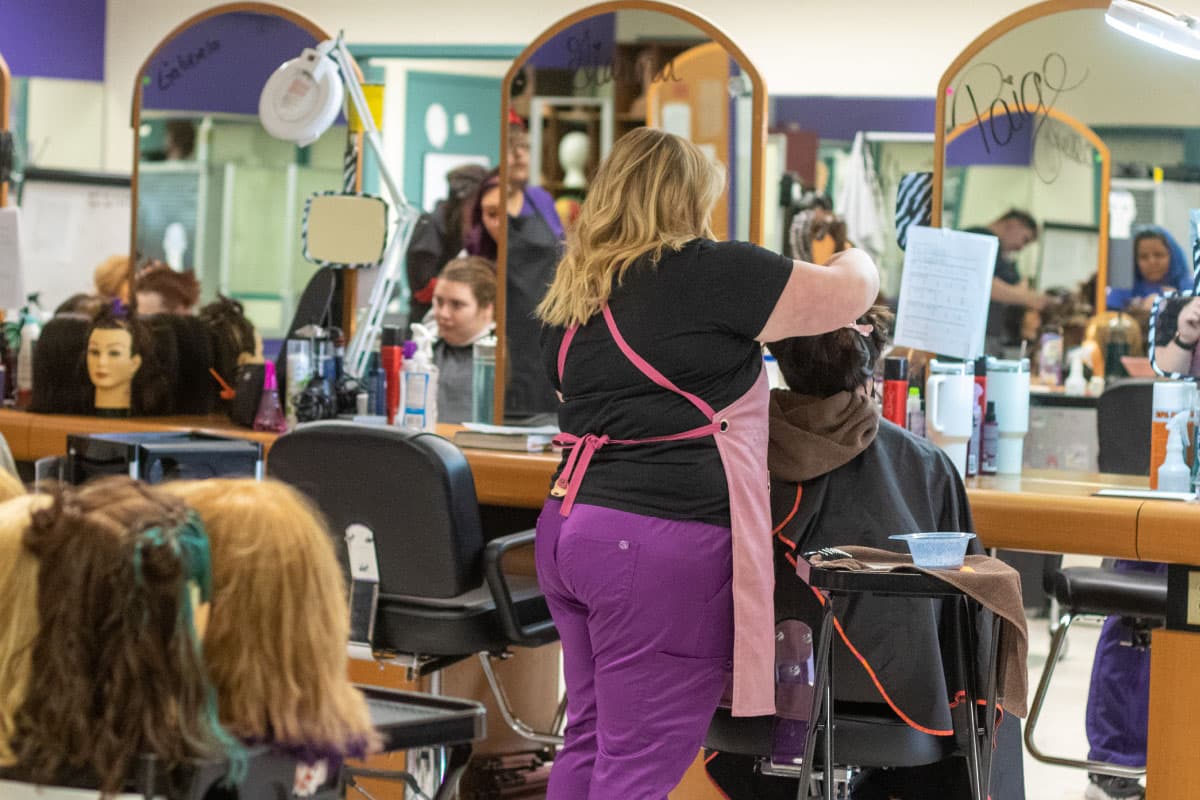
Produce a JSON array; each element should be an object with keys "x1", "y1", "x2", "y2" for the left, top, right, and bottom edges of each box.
[
  {"x1": 1085, "y1": 559, "x2": 1167, "y2": 766},
  {"x1": 535, "y1": 499, "x2": 734, "y2": 800}
]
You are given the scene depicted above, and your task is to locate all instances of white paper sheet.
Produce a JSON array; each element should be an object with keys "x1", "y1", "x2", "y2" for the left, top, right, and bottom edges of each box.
[
  {"x1": 0, "y1": 208, "x2": 26, "y2": 311},
  {"x1": 460, "y1": 422, "x2": 560, "y2": 436},
  {"x1": 893, "y1": 226, "x2": 999, "y2": 360}
]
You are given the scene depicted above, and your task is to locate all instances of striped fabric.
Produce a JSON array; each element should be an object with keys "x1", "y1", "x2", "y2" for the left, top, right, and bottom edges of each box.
[{"x1": 895, "y1": 171, "x2": 933, "y2": 251}]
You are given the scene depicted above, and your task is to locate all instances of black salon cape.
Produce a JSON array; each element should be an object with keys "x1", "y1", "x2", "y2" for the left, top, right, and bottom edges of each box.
[{"x1": 707, "y1": 421, "x2": 1026, "y2": 800}]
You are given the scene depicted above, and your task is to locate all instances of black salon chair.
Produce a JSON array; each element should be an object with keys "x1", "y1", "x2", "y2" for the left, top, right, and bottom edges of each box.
[
  {"x1": 1024, "y1": 566, "x2": 1167, "y2": 780},
  {"x1": 1097, "y1": 379, "x2": 1155, "y2": 475},
  {"x1": 706, "y1": 565, "x2": 1001, "y2": 800},
  {"x1": 268, "y1": 422, "x2": 562, "y2": 747}
]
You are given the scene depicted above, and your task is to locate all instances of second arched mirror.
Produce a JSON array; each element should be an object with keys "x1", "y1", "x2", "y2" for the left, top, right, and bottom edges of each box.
[{"x1": 491, "y1": 1, "x2": 766, "y2": 424}]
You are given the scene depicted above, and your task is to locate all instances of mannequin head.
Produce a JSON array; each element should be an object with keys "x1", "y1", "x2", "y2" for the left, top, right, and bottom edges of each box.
[
  {"x1": 93, "y1": 255, "x2": 130, "y2": 303},
  {"x1": 14, "y1": 477, "x2": 239, "y2": 793},
  {"x1": 198, "y1": 295, "x2": 259, "y2": 387},
  {"x1": 163, "y1": 479, "x2": 378, "y2": 757},
  {"x1": 0, "y1": 492, "x2": 41, "y2": 768},
  {"x1": 558, "y1": 131, "x2": 590, "y2": 190},
  {"x1": 134, "y1": 262, "x2": 200, "y2": 315},
  {"x1": 434, "y1": 257, "x2": 495, "y2": 347},
  {"x1": 86, "y1": 321, "x2": 142, "y2": 412}
]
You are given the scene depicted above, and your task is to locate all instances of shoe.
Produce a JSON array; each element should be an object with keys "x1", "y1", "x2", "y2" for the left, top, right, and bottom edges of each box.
[{"x1": 1084, "y1": 773, "x2": 1145, "y2": 800}]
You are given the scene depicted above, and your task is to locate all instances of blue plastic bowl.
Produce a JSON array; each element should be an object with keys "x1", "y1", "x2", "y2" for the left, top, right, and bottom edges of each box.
[{"x1": 888, "y1": 532, "x2": 976, "y2": 569}]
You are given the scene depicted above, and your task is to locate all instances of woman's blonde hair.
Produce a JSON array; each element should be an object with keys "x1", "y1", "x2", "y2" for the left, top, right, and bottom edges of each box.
[
  {"x1": 163, "y1": 479, "x2": 379, "y2": 756},
  {"x1": 0, "y1": 494, "x2": 43, "y2": 767},
  {"x1": 536, "y1": 127, "x2": 725, "y2": 327}
]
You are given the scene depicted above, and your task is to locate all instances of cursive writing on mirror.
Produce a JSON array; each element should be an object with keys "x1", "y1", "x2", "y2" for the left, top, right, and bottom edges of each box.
[
  {"x1": 950, "y1": 53, "x2": 1088, "y2": 179},
  {"x1": 566, "y1": 25, "x2": 681, "y2": 92},
  {"x1": 156, "y1": 39, "x2": 222, "y2": 92}
]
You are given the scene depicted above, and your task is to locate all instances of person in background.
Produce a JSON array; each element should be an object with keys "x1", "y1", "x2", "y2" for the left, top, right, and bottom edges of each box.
[
  {"x1": 165, "y1": 120, "x2": 197, "y2": 161},
  {"x1": 534, "y1": 128, "x2": 878, "y2": 799},
  {"x1": 432, "y1": 257, "x2": 496, "y2": 423},
  {"x1": 1153, "y1": 294, "x2": 1200, "y2": 375},
  {"x1": 967, "y1": 209, "x2": 1047, "y2": 351},
  {"x1": 704, "y1": 307, "x2": 1024, "y2": 800},
  {"x1": 406, "y1": 163, "x2": 489, "y2": 325},
  {"x1": 1107, "y1": 226, "x2": 1193, "y2": 313},
  {"x1": 134, "y1": 262, "x2": 200, "y2": 315}
]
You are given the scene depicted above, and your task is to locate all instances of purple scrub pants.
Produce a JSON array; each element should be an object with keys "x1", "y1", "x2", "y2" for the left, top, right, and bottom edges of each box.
[
  {"x1": 535, "y1": 500, "x2": 734, "y2": 800},
  {"x1": 1085, "y1": 559, "x2": 1167, "y2": 766}
]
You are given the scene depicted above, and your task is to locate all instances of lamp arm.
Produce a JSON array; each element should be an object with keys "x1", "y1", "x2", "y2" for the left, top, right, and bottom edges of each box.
[{"x1": 323, "y1": 35, "x2": 422, "y2": 380}]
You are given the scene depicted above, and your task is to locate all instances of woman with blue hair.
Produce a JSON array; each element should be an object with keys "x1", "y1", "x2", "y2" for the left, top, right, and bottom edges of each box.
[{"x1": 1107, "y1": 226, "x2": 1194, "y2": 311}]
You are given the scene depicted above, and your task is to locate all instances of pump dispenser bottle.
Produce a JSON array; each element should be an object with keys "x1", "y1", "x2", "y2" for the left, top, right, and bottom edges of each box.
[
  {"x1": 1158, "y1": 410, "x2": 1193, "y2": 493},
  {"x1": 401, "y1": 322, "x2": 440, "y2": 432}
]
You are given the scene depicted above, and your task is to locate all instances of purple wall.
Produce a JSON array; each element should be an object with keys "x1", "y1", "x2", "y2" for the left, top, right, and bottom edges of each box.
[
  {"x1": 141, "y1": 12, "x2": 318, "y2": 116},
  {"x1": 772, "y1": 96, "x2": 935, "y2": 142},
  {"x1": 0, "y1": 0, "x2": 106, "y2": 80},
  {"x1": 525, "y1": 14, "x2": 616, "y2": 70},
  {"x1": 946, "y1": 113, "x2": 1035, "y2": 167}
]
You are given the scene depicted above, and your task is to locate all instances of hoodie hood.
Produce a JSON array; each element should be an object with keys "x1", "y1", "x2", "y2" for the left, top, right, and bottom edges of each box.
[{"x1": 768, "y1": 389, "x2": 880, "y2": 483}]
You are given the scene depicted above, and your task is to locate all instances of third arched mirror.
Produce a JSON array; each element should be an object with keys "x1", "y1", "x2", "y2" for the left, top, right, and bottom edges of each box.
[{"x1": 490, "y1": 1, "x2": 766, "y2": 424}]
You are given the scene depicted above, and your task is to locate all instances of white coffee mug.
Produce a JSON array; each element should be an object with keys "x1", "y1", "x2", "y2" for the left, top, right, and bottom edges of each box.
[
  {"x1": 987, "y1": 358, "x2": 1031, "y2": 474},
  {"x1": 926, "y1": 360, "x2": 976, "y2": 477}
]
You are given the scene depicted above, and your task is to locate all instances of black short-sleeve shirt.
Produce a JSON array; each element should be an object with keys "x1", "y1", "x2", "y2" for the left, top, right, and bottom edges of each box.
[{"x1": 540, "y1": 239, "x2": 793, "y2": 526}]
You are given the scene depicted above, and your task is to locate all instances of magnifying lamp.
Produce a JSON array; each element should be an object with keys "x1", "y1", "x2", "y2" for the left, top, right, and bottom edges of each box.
[
  {"x1": 259, "y1": 33, "x2": 421, "y2": 381},
  {"x1": 1106, "y1": 0, "x2": 1200, "y2": 60}
]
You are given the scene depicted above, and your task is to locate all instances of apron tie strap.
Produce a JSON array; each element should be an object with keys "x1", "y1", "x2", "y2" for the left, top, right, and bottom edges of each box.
[{"x1": 552, "y1": 433, "x2": 611, "y2": 516}]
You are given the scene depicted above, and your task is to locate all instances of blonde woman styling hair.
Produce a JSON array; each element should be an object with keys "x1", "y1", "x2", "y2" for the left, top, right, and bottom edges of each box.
[
  {"x1": 533, "y1": 127, "x2": 878, "y2": 799},
  {"x1": 163, "y1": 479, "x2": 378, "y2": 760}
]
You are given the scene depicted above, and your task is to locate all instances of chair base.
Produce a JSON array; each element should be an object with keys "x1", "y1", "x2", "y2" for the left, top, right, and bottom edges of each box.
[{"x1": 478, "y1": 652, "x2": 565, "y2": 747}]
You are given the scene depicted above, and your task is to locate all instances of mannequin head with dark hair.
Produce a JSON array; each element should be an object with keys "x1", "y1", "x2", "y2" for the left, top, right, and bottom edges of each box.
[
  {"x1": 85, "y1": 308, "x2": 170, "y2": 416},
  {"x1": 12, "y1": 477, "x2": 242, "y2": 793},
  {"x1": 768, "y1": 306, "x2": 893, "y2": 398},
  {"x1": 198, "y1": 295, "x2": 259, "y2": 388}
]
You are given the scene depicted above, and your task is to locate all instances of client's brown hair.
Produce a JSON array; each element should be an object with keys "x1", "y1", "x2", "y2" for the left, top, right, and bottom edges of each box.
[
  {"x1": 164, "y1": 479, "x2": 379, "y2": 756},
  {"x1": 14, "y1": 477, "x2": 239, "y2": 794},
  {"x1": 769, "y1": 306, "x2": 894, "y2": 397},
  {"x1": 439, "y1": 256, "x2": 497, "y2": 309}
]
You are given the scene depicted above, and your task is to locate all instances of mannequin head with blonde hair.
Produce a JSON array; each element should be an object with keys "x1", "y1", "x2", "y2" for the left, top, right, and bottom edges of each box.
[
  {"x1": 0, "y1": 492, "x2": 42, "y2": 768},
  {"x1": 163, "y1": 479, "x2": 378, "y2": 757},
  {"x1": 537, "y1": 127, "x2": 725, "y2": 327}
]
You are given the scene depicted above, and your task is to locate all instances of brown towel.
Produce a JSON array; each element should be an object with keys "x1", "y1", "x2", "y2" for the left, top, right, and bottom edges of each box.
[{"x1": 810, "y1": 545, "x2": 1029, "y2": 718}]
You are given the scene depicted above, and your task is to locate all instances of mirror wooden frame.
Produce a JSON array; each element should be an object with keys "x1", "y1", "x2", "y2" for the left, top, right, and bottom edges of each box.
[
  {"x1": 932, "y1": 0, "x2": 1117, "y2": 313},
  {"x1": 494, "y1": 0, "x2": 768, "y2": 422},
  {"x1": 0, "y1": 51, "x2": 9, "y2": 208},
  {"x1": 127, "y1": 2, "x2": 365, "y2": 326}
]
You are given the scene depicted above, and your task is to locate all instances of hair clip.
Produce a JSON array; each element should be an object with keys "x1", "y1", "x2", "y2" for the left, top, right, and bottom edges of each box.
[{"x1": 110, "y1": 298, "x2": 130, "y2": 319}]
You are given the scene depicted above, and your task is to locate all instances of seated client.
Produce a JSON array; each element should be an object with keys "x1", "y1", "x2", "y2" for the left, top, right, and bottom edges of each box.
[
  {"x1": 433, "y1": 256, "x2": 496, "y2": 423},
  {"x1": 705, "y1": 308, "x2": 1024, "y2": 800}
]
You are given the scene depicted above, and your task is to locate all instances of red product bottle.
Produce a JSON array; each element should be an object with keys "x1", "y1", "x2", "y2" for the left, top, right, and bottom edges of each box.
[
  {"x1": 883, "y1": 357, "x2": 908, "y2": 428},
  {"x1": 381, "y1": 326, "x2": 405, "y2": 425}
]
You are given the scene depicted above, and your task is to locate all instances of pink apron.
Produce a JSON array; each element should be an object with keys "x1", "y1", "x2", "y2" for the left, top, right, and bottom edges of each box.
[{"x1": 552, "y1": 305, "x2": 776, "y2": 717}]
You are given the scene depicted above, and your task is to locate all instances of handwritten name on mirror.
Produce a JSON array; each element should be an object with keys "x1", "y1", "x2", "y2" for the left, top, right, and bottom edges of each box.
[
  {"x1": 949, "y1": 53, "x2": 1088, "y2": 174},
  {"x1": 154, "y1": 39, "x2": 221, "y2": 92},
  {"x1": 565, "y1": 24, "x2": 683, "y2": 91}
]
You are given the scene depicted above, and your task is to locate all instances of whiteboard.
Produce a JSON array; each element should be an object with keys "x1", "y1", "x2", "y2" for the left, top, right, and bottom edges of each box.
[{"x1": 17, "y1": 169, "x2": 131, "y2": 313}]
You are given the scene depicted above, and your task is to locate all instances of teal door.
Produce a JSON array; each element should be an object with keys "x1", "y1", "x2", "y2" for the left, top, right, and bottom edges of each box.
[{"x1": 404, "y1": 71, "x2": 501, "y2": 211}]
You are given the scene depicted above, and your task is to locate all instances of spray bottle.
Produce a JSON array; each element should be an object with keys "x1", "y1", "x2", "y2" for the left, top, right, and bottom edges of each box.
[
  {"x1": 401, "y1": 322, "x2": 440, "y2": 432},
  {"x1": 15, "y1": 301, "x2": 41, "y2": 410},
  {"x1": 1158, "y1": 410, "x2": 1193, "y2": 494},
  {"x1": 1064, "y1": 351, "x2": 1086, "y2": 397}
]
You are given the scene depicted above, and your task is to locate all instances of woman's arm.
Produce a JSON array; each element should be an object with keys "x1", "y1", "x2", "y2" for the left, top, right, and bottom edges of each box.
[
  {"x1": 755, "y1": 249, "x2": 879, "y2": 342},
  {"x1": 1156, "y1": 297, "x2": 1200, "y2": 374}
]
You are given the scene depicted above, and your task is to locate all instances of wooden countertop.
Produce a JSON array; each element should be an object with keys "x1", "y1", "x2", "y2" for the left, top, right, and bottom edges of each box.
[{"x1": 2, "y1": 409, "x2": 1196, "y2": 564}]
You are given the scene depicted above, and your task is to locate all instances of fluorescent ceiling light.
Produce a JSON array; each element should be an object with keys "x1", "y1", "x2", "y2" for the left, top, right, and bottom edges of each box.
[{"x1": 1106, "y1": 0, "x2": 1200, "y2": 60}]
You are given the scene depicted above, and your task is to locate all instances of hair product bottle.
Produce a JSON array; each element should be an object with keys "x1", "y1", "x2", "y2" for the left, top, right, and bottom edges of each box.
[
  {"x1": 883, "y1": 357, "x2": 908, "y2": 428},
  {"x1": 253, "y1": 361, "x2": 287, "y2": 433}
]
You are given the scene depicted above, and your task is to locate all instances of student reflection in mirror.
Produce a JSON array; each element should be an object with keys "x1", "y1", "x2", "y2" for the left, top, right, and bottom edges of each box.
[
  {"x1": 1108, "y1": 226, "x2": 1194, "y2": 313},
  {"x1": 432, "y1": 257, "x2": 496, "y2": 423},
  {"x1": 967, "y1": 209, "x2": 1046, "y2": 351},
  {"x1": 1154, "y1": 295, "x2": 1200, "y2": 376}
]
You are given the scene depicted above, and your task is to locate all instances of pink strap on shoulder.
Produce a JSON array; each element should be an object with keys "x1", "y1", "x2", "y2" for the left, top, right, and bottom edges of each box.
[
  {"x1": 601, "y1": 305, "x2": 715, "y2": 418},
  {"x1": 557, "y1": 326, "x2": 578, "y2": 384}
]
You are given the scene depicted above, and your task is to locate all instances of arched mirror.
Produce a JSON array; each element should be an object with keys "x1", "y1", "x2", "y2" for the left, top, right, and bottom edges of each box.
[
  {"x1": 933, "y1": 0, "x2": 1200, "y2": 352},
  {"x1": 130, "y1": 3, "x2": 348, "y2": 336},
  {"x1": 493, "y1": 0, "x2": 766, "y2": 424},
  {"x1": 0, "y1": 51, "x2": 10, "y2": 208}
]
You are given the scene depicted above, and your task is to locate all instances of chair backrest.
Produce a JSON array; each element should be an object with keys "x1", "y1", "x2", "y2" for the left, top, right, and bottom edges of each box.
[
  {"x1": 269, "y1": 422, "x2": 486, "y2": 598},
  {"x1": 1097, "y1": 379, "x2": 1155, "y2": 475}
]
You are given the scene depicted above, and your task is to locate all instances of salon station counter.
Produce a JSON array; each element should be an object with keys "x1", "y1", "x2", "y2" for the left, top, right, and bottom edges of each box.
[{"x1": 4, "y1": 409, "x2": 1200, "y2": 797}]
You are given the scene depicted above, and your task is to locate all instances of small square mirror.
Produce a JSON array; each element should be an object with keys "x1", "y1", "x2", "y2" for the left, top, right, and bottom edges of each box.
[{"x1": 302, "y1": 192, "x2": 388, "y2": 268}]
